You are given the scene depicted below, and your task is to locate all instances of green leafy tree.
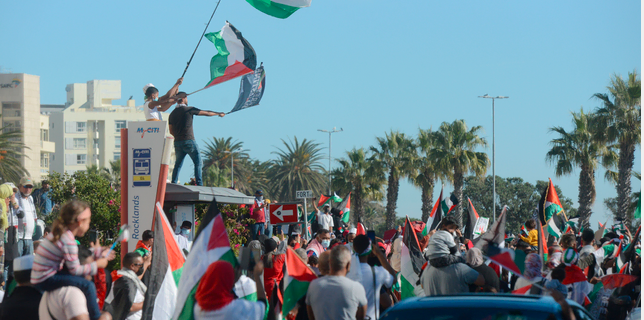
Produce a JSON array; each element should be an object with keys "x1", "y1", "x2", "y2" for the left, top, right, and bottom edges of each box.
[
  {"x1": 201, "y1": 137, "x2": 251, "y2": 192},
  {"x1": 195, "y1": 204, "x2": 254, "y2": 256},
  {"x1": 430, "y1": 120, "x2": 489, "y2": 226},
  {"x1": 413, "y1": 128, "x2": 449, "y2": 222},
  {"x1": 202, "y1": 165, "x2": 231, "y2": 188},
  {"x1": 332, "y1": 148, "x2": 385, "y2": 224},
  {"x1": 0, "y1": 127, "x2": 29, "y2": 184},
  {"x1": 369, "y1": 131, "x2": 416, "y2": 229},
  {"x1": 268, "y1": 137, "x2": 327, "y2": 202},
  {"x1": 593, "y1": 70, "x2": 641, "y2": 225},
  {"x1": 546, "y1": 109, "x2": 617, "y2": 227}
]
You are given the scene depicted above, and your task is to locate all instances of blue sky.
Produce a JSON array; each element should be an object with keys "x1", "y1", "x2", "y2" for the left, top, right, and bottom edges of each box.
[{"x1": 2, "y1": 0, "x2": 640, "y2": 228}]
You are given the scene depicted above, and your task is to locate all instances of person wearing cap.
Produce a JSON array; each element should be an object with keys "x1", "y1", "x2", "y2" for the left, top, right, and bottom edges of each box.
[
  {"x1": 16, "y1": 176, "x2": 37, "y2": 256},
  {"x1": 249, "y1": 190, "x2": 266, "y2": 240},
  {"x1": 142, "y1": 78, "x2": 183, "y2": 121},
  {"x1": 175, "y1": 221, "x2": 192, "y2": 253},
  {"x1": 168, "y1": 92, "x2": 225, "y2": 186},
  {"x1": 559, "y1": 248, "x2": 594, "y2": 305},
  {"x1": 0, "y1": 255, "x2": 42, "y2": 320},
  {"x1": 346, "y1": 228, "x2": 357, "y2": 243},
  {"x1": 315, "y1": 203, "x2": 334, "y2": 233}
]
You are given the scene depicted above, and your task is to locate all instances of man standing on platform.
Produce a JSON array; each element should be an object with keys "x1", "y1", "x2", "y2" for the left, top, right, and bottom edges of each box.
[
  {"x1": 249, "y1": 190, "x2": 266, "y2": 240},
  {"x1": 168, "y1": 92, "x2": 225, "y2": 186}
]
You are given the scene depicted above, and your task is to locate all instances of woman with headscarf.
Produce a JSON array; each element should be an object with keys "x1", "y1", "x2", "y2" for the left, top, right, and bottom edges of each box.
[
  {"x1": 466, "y1": 248, "x2": 500, "y2": 292},
  {"x1": 262, "y1": 238, "x2": 285, "y2": 303},
  {"x1": 194, "y1": 260, "x2": 266, "y2": 320},
  {"x1": 514, "y1": 253, "x2": 546, "y2": 294}
]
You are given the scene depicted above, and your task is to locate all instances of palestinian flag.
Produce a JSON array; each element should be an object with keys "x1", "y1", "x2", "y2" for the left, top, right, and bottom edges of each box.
[
  {"x1": 537, "y1": 219, "x2": 549, "y2": 262},
  {"x1": 204, "y1": 22, "x2": 257, "y2": 89},
  {"x1": 422, "y1": 187, "x2": 444, "y2": 236},
  {"x1": 173, "y1": 199, "x2": 238, "y2": 320},
  {"x1": 595, "y1": 220, "x2": 607, "y2": 244},
  {"x1": 487, "y1": 244, "x2": 521, "y2": 276},
  {"x1": 335, "y1": 192, "x2": 351, "y2": 224},
  {"x1": 140, "y1": 203, "x2": 186, "y2": 320},
  {"x1": 474, "y1": 206, "x2": 508, "y2": 250},
  {"x1": 230, "y1": 64, "x2": 266, "y2": 114},
  {"x1": 617, "y1": 226, "x2": 640, "y2": 274},
  {"x1": 233, "y1": 275, "x2": 257, "y2": 301},
  {"x1": 356, "y1": 222, "x2": 366, "y2": 236},
  {"x1": 245, "y1": 0, "x2": 311, "y2": 19},
  {"x1": 464, "y1": 198, "x2": 479, "y2": 239},
  {"x1": 635, "y1": 194, "x2": 641, "y2": 220},
  {"x1": 520, "y1": 225, "x2": 529, "y2": 237},
  {"x1": 282, "y1": 247, "x2": 317, "y2": 316},
  {"x1": 445, "y1": 193, "x2": 459, "y2": 214},
  {"x1": 537, "y1": 178, "x2": 565, "y2": 225},
  {"x1": 401, "y1": 216, "x2": 426, "y2": 299},
  {"x1": 547, "y1": 217, "x2": 562, "y2": 239},
  {"x1": 317, "y1": 193, "x2": 342, "y2": 207}
]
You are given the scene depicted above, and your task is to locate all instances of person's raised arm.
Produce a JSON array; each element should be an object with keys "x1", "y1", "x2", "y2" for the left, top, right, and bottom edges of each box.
[
  {"x1": 254, "y1": 261, "x2": 267, "y2": 301},
  {"x1": 372, "y1": 243, "x2": 397, "y2": 283},
  {"x1": 160, "y1": 78, "x2": 183, "y2": 101},
  {"x1": 198, "y1": 110, "x2": 225, "y2": 117}
]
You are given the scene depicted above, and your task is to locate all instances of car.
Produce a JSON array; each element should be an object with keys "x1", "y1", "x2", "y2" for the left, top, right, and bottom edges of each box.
[{"x1": 380, "y1": 294, "x2": 595, "y2": 320}]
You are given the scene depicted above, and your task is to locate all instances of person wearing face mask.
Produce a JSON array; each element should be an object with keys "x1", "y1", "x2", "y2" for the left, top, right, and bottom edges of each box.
[
  {"x1": 307, "y1": 229, "x2": 331, "y2": 258},
  {"x1": 142, "y1": 78, "x2": 183, "y2": 121},
  {"x1": 105, "y1": 252, "x2": 149, "y2": 320},
  {"x1": 175, "y1": 221, "x2": 192, "y2": 254}
]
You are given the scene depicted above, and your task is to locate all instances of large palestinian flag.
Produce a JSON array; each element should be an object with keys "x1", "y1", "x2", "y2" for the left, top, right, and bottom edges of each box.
[
  {"x1": 282, "y1": 247, "x2": 317, "y2": 316},
  {"x1": 173, "y1": 199, "x2": 238, "y2": 320},
  {"x1": 401, "y1": 216, "x2": 426, "y2": 299},
  {"x1": 335, "y1": 192, "x2": 351, "y2": 224},
  {"x1": 204, "y1": 22, "x2": 257, "y2": 89},
  {"x1": 140, "y1": 203, "x2": 186, "y2": 320},
  {"x1": 245, "y1": 0, "x2": 311, "y2": 19},
  {"x1": 537, "y1": 178, "x2": 565, "y2": 225},
  {"x1": 317, "y1": 193, "x2": 342, "y2": 207},
  {"x1": 464, "y1": 198, "x2": 480, "y2": 239},
  {"x1": 422, "y1": 187, "x2": 444, "y2": 236}
]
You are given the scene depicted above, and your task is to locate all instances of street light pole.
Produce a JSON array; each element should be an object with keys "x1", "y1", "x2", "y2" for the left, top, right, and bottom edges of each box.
[
  {"x1": 223, "y1": 149, "x2": 249, "y2": 188},
  {"x1": 318, "y1": 127, "x2": 343, "y2": 195},
  {"x1": 478, "y1": 95, "x2": 508, "y2": 222}
]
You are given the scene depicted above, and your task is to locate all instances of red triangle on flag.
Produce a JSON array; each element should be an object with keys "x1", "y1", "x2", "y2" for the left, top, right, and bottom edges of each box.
[
  {"x1": 286, "y1": 248, "x2": 317, "y2": 282},
  {"x1": 356, "y1": 223, "x2": 366, "y2": 236},
  {"x1": 512, "y1": 284, "x2": 532, "y2": 294},
  {"x1": 563, "y1": 265, "x2": 588, "y2": 285},
  {"x1": 207, "y1": 214, "x2": 231, "y2": 250},
  {"x1": 489, "y1": 251, "x2": 521, "y2": 275}
]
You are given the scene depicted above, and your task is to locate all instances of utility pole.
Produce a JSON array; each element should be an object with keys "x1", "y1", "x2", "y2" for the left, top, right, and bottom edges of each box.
[{"x1": 317, "y1": 127, "x2": 343, "y2": 194}]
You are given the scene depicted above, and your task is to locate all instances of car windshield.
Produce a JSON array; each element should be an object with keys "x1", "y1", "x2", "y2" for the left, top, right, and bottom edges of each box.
[{"x1": 380, "y1": 308, "x2": 559, "y2": 320}]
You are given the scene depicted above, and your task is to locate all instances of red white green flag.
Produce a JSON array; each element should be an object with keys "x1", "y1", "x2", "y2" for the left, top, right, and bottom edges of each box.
[
  {"x1": 282, "y1": 247, "x2": 317, "y2": 316},
  {"x1": 537, "y1": 178, "x2": 565, "y2": 225},
  {"x1": 245, "y1": 0, "x2": 311, "y2": 19},
  {"x1": 203, "y1": 22, "x2": 257, "y2": 90}
]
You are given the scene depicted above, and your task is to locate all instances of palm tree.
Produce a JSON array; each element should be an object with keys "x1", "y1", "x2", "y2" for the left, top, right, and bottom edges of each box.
[
  {"x1": 429, "y1": 120, "x2": 489, "y2": 225},
  {"x1": 333, "y1": 148, "x2": 385, "y2": 224},
  {"x1": 414, "y1": 128, "x2": 449, "y2": 222},
  {"x1": 102, "y1": 159, "x2": 121, "y2": 189},
  {"x1": 546, "y1": 109, "x2": 616, "y2": 227},
  {"x1": 0, "y1": 128, "x2": 29, "y2": 184},
  {"x1": 201, "y1": 137, "x2": 250, "y2": 189},
  {"x1": 369, "y1": 131, "x2": 416, "y2": 229},
  {"x1": 237, "y1": 159, "x2": 271, "y2": 197},
  {"x1": 593, "y1": 70, "x2": 641, "y2": 225},
  {"x1": 268, "y1": 137, "x2": 327, "y2": 201}
]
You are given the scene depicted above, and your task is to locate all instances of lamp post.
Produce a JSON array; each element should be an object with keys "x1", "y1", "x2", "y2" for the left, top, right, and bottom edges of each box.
[
  {"x1": 223, "y1": 149, "x2": 249, "y2": 188},
  {"x1": 317, "y1": 127, "x2": 343, "y2": 194},
  {"x1": 477, "y1": 94, "x2": 508, "y2": 222}
]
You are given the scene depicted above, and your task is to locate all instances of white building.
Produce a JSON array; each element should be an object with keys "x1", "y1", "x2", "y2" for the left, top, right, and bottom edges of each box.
[
  {"x1": 49, "y1": 80, "x2": 145, "y2": 175},
  {"x1": 0, "y1": 73, "x2": 55, "y2": 182}
]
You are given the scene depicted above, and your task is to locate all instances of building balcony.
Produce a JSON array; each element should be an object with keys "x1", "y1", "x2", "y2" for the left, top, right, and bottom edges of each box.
[{"x1": 40, "y1": 141, "x2": 55, "y2": 153}]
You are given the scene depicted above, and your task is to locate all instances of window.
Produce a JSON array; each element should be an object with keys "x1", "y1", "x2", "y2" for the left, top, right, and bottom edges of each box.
[
  {"x1": 115, "y1": 137, "x2": 121, "y2": 149},
  {"x1": 114, "y1": 152, "x2": 121, "y2": 161},
  {"x1": 115, "y1": 121, "x2": 126, "y2": 132},
  {"x1": 40, "y1": 153, "x2": 49, "y2": 168},
  {"x1": 2, "y1": 102, "x2": 20, "y2": 118},
  {"x1": 41, "y1": 129, "x2": 49, "y2": 142},
  {"x1": 73, "y1": 138, "x2": 86, "y2": 149},
  {"x1": 94, "y1": 138, "x2": 99, "y2": 149},
  {"x1": 76, "y1": 122, "x2": 86, "y2": 132},
  {"x1": 77, "y1": 154, "x2": 86, "y2": 165}
]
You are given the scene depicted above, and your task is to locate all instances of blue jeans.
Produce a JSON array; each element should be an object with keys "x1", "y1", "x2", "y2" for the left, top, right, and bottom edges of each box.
[
  {"x1": 265, "y1": 224, "x2": 273, "y2": 238},
  {"x1": 17, "y1": 239, "x2": 33, "y2": 256},
  {"x1": 252, "y1": 223, "x2": 265, "y2": 240},
  {"x1": 171, "y1": 140, "x2": 203, "y2": 186},
  {"x1": 35, "y1": 273, "x2": 101, "y2": 320}
]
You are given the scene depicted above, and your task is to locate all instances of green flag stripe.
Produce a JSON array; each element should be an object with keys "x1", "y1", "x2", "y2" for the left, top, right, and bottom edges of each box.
[
  {"x1": 172, "y1": 267, "x2": 183, "y2": 286},
  {"x1": 204, "y1": 31, "x2": 232, "y2": 83},
  {"x1": 341, "y1": 211, "x2": 350, "y2": 224},
  {"x1": 282, "y1": 279, "x2": 310, "y2": 316},
  {"x1": 246, "y1": 0, "x2": 300, "y2": 19},
  {"x1": 176, "y1": 283, "x2": 199, "y2": 320},
  {"x1": 400, "y1": 274, "x2": 416, "y2": 300},
  {"x1": 544, "y1": 204, "x2": 563, "y2": 221}
]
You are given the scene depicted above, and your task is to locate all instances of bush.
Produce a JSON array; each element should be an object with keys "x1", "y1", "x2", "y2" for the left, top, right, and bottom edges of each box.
[
  {"x1": 195, "y1": 203, "x2": 254, "y2": 256},
  {"x1": 45, "y1": 171, "x2": 122, "y2": 269}
]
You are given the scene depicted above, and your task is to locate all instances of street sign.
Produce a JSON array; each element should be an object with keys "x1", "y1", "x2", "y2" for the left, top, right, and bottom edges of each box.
[
  {"x1": 296, "y1": 190, "x2": 313, "y2": 199},
  {"x1": 269, "y1": 203, "x2": 299, "y2": 224}
]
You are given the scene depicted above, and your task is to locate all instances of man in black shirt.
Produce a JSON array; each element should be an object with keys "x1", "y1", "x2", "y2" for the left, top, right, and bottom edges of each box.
[{"x1": 168, "y1": 92, "x2": 225, "y2": 186}]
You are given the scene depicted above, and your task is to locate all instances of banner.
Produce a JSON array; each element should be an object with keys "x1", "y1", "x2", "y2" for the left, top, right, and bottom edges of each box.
[
  {"x1": 474, "y1": 217, "x2": 489, "y2": 235},
  {"x1": 127, "y1": 121, "x2": 166, "y2": 250}
]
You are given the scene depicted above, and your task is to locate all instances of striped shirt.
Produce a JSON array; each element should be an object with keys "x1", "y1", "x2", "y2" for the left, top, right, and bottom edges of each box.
[{"x1": 31, "y1": 230, "x2": 101, "y2": 284}]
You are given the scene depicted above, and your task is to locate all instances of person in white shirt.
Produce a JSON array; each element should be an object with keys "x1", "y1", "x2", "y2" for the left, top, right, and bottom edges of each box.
[
  {"x1": 316, "y1": 203, "x2": 334, "y2": 232},
  {"x1": 175, "y1": 221, "x2": 193, "y2": 254},
  {"x1": 143, "y1": 78, "x2": 183, "y2": 121},
  {"x1": 105, "y1": 252, "x2": 148, "y2": 320},
  {"x1": 353, "y1": 235, "x2": 396, "y2": 320},
  {"x1": 16, "y1": 177, "x2": 36, "y2": 256}
]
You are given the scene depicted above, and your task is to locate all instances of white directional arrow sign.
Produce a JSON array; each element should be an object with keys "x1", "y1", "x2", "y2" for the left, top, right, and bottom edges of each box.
[{"x1": 272, "y1": 205, "x2": 294, "y2": 222}]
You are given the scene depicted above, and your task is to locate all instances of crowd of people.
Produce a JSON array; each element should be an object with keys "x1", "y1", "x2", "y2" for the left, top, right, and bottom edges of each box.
[{"x1": 0, "y1": 175, "x2": 639, "y2": 320}]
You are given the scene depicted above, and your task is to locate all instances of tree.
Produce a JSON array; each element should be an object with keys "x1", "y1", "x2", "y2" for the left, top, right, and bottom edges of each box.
[
  {"x1": 268, "y1": 137, "x2": 327, "y2": 202},
  {"x1": 429, "y1": 120, "x2": 489, "y2": 225},
  {"x1": 546, "y1": 109, "x2": 616, "y2": 227},
  {"x1": 202, "y1": 165, "x2": 231, "y2": 188},
  {"x1": 102, "y1": 159, "x2": 121, "y2": 189},
  {"x1": 332, "y1": 148, "x2": 385, "y2": 224},
  {"x1": 413, "y1": 128, "x2": 449, "y2": 222},
  {"x1": 593, "y1": 70, "x2": 641, "y2": 225},
  {"x1": 369, "y1": 131, "x2": 416, "y2": 229},
  {"x1": 201, "y1": 137, "x2": 251, "y2": 191},
  {"x1": 604, "y1": 171, "x2": 641, "y2": 228},
  {"x1": 0, "y1": 126, "x2": 29, "y2": 184}
]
